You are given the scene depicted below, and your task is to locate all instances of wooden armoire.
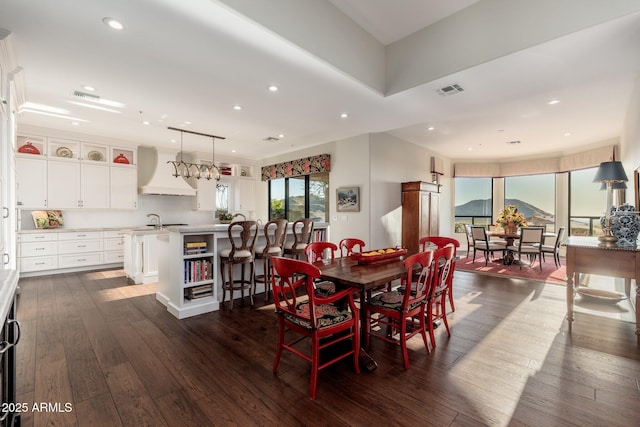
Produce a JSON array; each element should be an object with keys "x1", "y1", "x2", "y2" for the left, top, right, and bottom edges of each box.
[{"x1": 401, "y1": 181, "x2": 440, "y2": 255}]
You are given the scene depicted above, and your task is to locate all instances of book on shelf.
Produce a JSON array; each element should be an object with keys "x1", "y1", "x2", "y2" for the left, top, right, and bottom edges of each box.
[
  {"x1": 184, "y1": 259, "x2": 212, "y2": 283},
  {"x1": 184, "y1": 289, "x2": 213, "y2": 300},
  {"x1": 184, "y1": 248, "x2": 207, "y2": 255},
  {"x1": 185, "y1": 241, "x2": 207, "y2": 249}
]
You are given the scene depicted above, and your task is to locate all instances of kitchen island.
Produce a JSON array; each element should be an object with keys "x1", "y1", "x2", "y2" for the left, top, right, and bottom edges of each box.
[{"x1": 155, "y1": 222, "x2": 329, "y2": 319}]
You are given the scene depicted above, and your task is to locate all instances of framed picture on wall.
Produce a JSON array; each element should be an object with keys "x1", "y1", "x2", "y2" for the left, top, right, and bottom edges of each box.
[{"x1": 337, "y1": 186, "x2": 360, "y2": 212}]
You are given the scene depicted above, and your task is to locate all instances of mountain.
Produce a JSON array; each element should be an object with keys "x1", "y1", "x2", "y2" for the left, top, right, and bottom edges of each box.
[{"x1": 455, "y1": 199, "x2": 553, "y2": 219}]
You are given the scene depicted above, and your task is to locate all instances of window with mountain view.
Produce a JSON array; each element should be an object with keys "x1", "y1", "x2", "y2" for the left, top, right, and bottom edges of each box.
[
  {"x1": 504, "y1": 174, "x2": 555, "y2": 231},
  {"x1": 268, "y1": 172, "x2": 329, "y2": 222},
  {"x1": 569, "y1": 167, "x2": 605, "y2": 236},
  {"x1": 454, "y1": 177, "x2": 492, "y2": 233}
]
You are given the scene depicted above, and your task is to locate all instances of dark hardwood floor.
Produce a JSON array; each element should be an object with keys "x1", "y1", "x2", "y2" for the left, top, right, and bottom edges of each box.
[{"x1": 14, "y1": 268, "x2": 640, "y2": 426}]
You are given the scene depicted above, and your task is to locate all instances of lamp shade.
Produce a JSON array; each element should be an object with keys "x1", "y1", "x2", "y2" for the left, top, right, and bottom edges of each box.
[
  {"x1": 593, "y1": 161, "x2": 628, "y2": 183},
  {"x1": 600, "y1": 181, "x2": 627, "y2": 190}
]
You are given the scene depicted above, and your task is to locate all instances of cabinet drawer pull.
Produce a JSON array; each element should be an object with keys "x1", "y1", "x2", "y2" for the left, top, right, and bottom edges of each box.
[
  {"x1": 35, "y1": 236, "x2": 45, "y2": 239},
  {"x1": 3, "y1": 253, "x2": 8, "y2": 265},
  {"x1": 77, "y1": 234, "x2": 86, "y2": 237},
  {"x1": 2, "y1": 207, "x2": 8, "y2": 219},
  {"x1": 77, "y1": 245, "x2": 87, "y2": 248},
  {"x1": 35, "y1": 247, "x2": 45, "y2": 250},
  {"x1": 77, "y1": 258, "x2": 86, "y2": 262},
  {"x1": 35, "y1": 262, "x2": 46, "y2": 265}
]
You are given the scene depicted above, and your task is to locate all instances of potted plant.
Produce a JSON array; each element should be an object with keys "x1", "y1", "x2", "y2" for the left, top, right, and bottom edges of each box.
[
  {"x1": 496, "y1": 205, "x2": 527, "y2": 233},
  {"x1": 218, "y1": 212, "x2": 234, "y2": 224}
]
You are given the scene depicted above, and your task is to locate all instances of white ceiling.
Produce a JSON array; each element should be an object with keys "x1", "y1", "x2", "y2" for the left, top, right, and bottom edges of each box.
[{"x1": 2, "y1": 0, "x2": 640, "y2": 162}]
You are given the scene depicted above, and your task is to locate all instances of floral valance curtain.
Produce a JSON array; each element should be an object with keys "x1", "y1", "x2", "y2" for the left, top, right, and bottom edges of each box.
[{"x1": 261, "y1": 154, "x2": 331, "y2": 181}]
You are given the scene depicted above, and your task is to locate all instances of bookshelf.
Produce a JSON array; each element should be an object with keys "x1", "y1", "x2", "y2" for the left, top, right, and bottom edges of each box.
[{"x1": 156, "y1": 230, "x2": 220, "y2": 319}]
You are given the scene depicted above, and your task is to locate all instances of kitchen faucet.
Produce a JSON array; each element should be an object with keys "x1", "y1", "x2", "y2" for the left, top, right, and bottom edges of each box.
[{"x1": 146, "y1": 213, "x2": 162, "y2": 229}]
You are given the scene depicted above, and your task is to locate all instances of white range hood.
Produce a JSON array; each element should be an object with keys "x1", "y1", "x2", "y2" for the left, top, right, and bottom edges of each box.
[{"x1": 138, "y1": 147, "x2": 196, "y2": 196}]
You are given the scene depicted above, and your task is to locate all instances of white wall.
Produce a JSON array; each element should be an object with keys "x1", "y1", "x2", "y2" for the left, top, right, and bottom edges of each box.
[
  {"x1": 620, "y1": 73, "x2": 640, "y2": 206},
  {"x1": 369, "y1": 133, "x2": 453, "y2": 248}
]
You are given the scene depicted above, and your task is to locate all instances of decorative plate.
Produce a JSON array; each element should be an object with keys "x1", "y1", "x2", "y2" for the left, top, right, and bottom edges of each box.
[
  {"x1": 56, "y1": 146, "x2": 73, "y2": 158},
  {"x1": 576, "y1": 287, "x2": 627, "y2": 304},
  {"x1": 87, "y1": 150, "x2": 104, "y2": 161}
]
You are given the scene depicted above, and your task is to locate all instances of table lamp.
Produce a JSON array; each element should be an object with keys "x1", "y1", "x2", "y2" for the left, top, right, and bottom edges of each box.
[{"x1": 593, "y1": 161, "x2": 628, "y2": 245}]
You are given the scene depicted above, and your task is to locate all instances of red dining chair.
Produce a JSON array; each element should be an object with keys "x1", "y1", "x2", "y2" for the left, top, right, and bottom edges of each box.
[
  {"x1": 426, "y1": 245, "x2": 455, "y2": 349},
  {"x1": 364, "y1": 250, "x2": 434, "y2": 369},
  {"x1": 270, "y1": 257, "x2": 360, "y2": 400},
  {"x1": 304, "y1": 241, "x2": 338, "y2": 296},
  {"x1": 419, "y1": 236, "x2": 460, "y2": 312},
  {"x1": 339, "y1": 238, "x2": 365, "y2": 257},
  {"x1": 304, "y1": 241, "x2": 338, "y2": 262}
]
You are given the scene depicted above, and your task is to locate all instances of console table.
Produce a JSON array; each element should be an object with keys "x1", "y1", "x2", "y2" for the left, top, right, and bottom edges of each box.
[{"x1": 564, "y1": 237, "x2": 639, "y2": 340}]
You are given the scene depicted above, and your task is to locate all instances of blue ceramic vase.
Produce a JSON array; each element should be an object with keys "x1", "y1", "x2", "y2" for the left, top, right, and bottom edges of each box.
[{"x1": 606, "y1": 204, "x2": 640, "y2": 246}]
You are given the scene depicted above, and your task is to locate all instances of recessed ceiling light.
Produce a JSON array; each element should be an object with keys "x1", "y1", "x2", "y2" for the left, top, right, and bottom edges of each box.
[
  {"x1": 231, "y1": 149, "x2": 237, "y2": 153},
  {"x1": 340, "y1": 113, "x2": 349, "y2": 118},
  {"x1": 83, "y1": 85, "x2": 95, "y2": 92},
  {"x1": 233, "y1": 105, "x2": 242, "y2": 110},
  {"x1": 103, "y1": 17, "x2": 124, "y2": 30},
  {"x1": 71, "y1": 122, "x2": 80, "y2": 126},
  {"x1": 142, "y1": 121, "x2": 150, "y2": 125},
  {"x1": 467, "y1": 147, "x2": 473, "y2": 151},
  {"x1": 268, "y1": 85, "x2": 278, "y2": 92},
  {"x1": 547, "y1": 99, "x2": 560, "y2": 105},
  {"x1": 182, "y1": 121, "x2": 191, "y2": 126},
  {"x1": 564, "y1": 132, "x2": 572, "y2": 136},
  {"x1": 278, "y1": 134, "x2": 284, "y2": 138},
  {"x1": 427, "y1": 126, "x2": 435, "y2": 131}
]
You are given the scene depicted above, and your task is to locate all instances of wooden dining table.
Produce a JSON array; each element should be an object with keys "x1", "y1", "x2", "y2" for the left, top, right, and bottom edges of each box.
[
  {"x1": 487, "y1": 229, "x2": 557, "y2": 265},
  {"x1": 313, "y1": 256, "x2": 408, "y2": 360}
]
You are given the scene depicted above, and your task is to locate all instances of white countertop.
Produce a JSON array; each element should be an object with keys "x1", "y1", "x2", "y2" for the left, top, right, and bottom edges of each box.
[{"x1": 0, "y1": 269, "x2": 19, "y2": 323}]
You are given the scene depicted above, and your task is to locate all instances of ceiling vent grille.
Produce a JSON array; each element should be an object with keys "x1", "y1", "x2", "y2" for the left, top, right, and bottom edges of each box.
[
  {"x1": 73, "y1": 90, "x2": 101, "y2": 101},
  {"x1": 506, "y1": 140, "x2": 522, "y2": 145},
  {"x1": 437, "y1": 83, "x2": 464, "y2": 96},
  {"x1": 263, "y1": 136, "x2": 280, "y2": 142}
]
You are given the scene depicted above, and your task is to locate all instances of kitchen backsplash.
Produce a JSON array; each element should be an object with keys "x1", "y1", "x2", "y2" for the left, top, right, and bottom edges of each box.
[{"x1": 19, "y1": 195, "x2": 219, "y2": 230}]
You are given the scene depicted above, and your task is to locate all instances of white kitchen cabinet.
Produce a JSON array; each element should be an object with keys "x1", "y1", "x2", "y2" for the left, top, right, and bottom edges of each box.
[
  {"x1": 15, "y1": 156, "x2": 47, "y2": 209},
  {"x1": 123, "y1": 231, "x2": 162, "y2": 284},
  {"x1": 110, "y1": 166, "x2": 138, "y2": 209},
  {"x1": 81, "y1": 163, "x2": 110, "y2": 208},
  {"x1": 234, "y1": 178, "x2": 255, "y2": 212},
  {"x1": 103, "y1": 230, "x2": 126, "y2": 264},
  {"x1": 18, "y1": 233, "x2": 58, "y2": 272},
  {"x1": 57, "y1": 231, "x2": 104, "y2": 269},
  {"x1": 48, "y1": 160, "x2": 109, "y2": 209},
  {"x1": 193, "y1": 176, "x2": 216, "y2": 211},
  {"x1": 47, "y1": 159, "x2": 81, "y2": 208}
]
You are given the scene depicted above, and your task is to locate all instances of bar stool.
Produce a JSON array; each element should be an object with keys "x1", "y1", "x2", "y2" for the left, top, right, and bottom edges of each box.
[
  {"x1": 254, "y1": 219, "x2": 288, "y2": 301},
  {"x1": 284, "y1": 218, "x2": 314, "y2": 260},
  {"x1": 220, "y1": 220, "x2": 259, "y2": 309}
]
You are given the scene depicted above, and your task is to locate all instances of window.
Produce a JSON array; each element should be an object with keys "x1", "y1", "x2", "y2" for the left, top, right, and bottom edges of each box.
[
  {"x1": 215, "y1": 183, "x2": 229, "y2": 217},
  {"x1": 454, "y1": 177, "x2": 492, "y2": 232},
  {"x1": 569, "y1": 167, "x2": 606, "y2": 236},
  {"x1": 268, "y1": 172, "x2": 329, "y2": 222},
  {"x1": 504, "y1": 174, "x2": 555, "y2": 231}
]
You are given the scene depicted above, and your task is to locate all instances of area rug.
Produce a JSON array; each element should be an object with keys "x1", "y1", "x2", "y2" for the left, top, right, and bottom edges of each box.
[{"x1": 456, "y1": 253, "x2": 567, "y2": 285}]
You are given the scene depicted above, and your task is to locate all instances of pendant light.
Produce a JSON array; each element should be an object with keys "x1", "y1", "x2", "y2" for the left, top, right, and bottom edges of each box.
[{"x1": 168, "y1": 126, "x2": 224, "y2": 181}]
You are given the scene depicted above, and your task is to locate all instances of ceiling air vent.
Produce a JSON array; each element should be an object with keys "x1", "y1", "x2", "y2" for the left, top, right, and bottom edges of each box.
[
  {"x1": 72, "y1": 90, "x2": 101, "y2": 101},
  {"x1": 263, "y1": 136, "x2": 280, "y2": 142},
  {"x1": 506, "y1": 140, "x2": 522, "y2": 145},
  {"x1": 437, "y1": 83, "x2": 464, "y2": 96}
]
